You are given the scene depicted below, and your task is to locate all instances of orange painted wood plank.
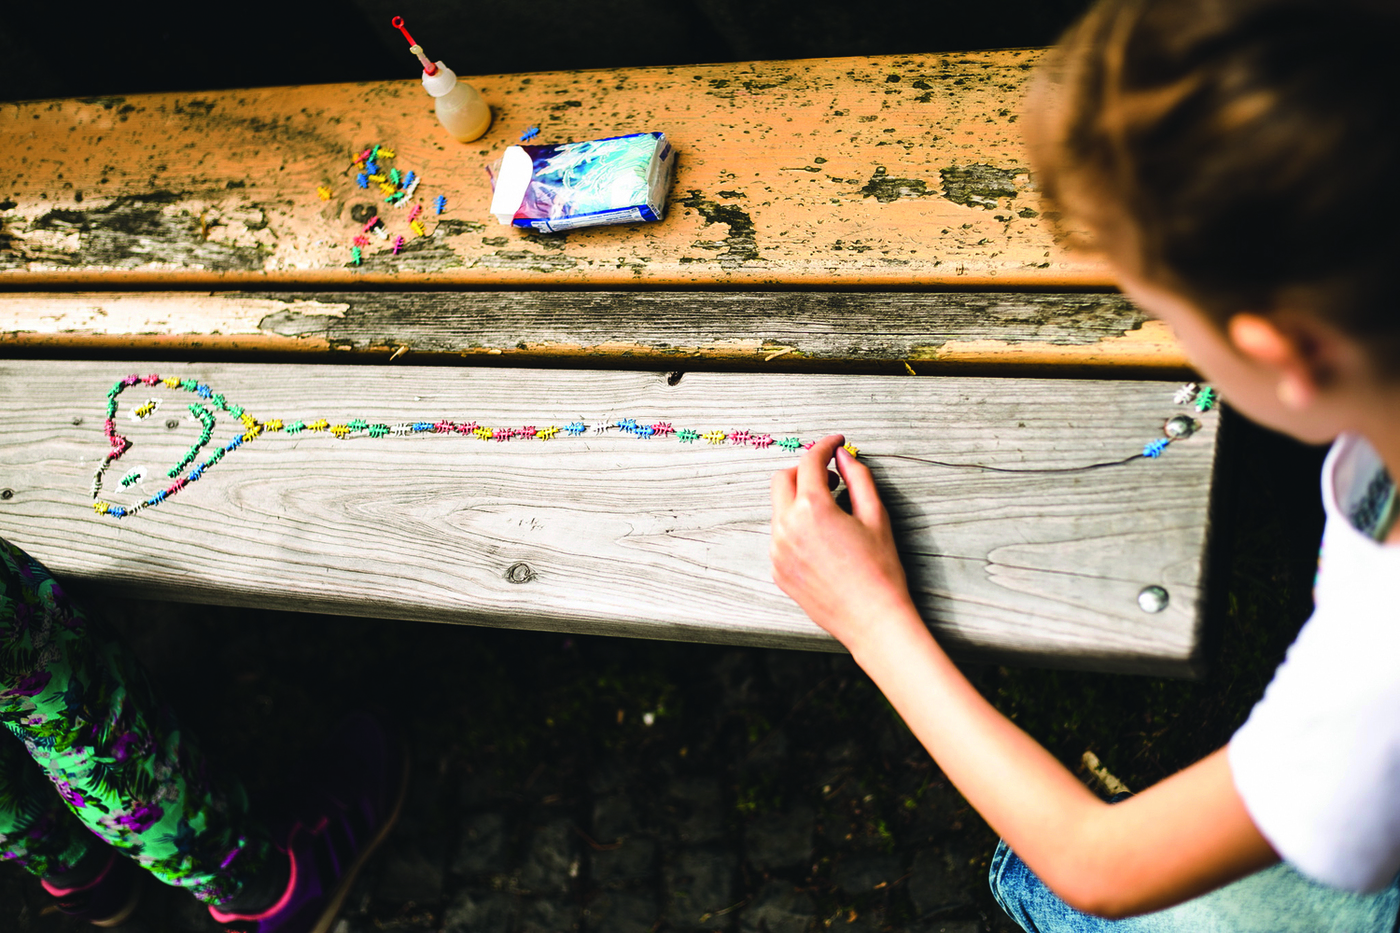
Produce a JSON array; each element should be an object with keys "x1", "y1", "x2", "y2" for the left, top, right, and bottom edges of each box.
[{"x1": 0, "y1": 51, "x2": 1111, "y2": 289}]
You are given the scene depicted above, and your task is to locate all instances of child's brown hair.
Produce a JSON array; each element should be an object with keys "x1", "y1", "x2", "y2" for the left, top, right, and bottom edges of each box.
[{"x1": 1034, "y1": 0, "x2": 1399, "y2": 355}]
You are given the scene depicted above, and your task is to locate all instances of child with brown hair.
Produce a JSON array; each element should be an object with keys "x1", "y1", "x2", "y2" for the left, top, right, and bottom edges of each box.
[{"x1": 769, "y1": 0, "x2": 1400, "y2": 928}]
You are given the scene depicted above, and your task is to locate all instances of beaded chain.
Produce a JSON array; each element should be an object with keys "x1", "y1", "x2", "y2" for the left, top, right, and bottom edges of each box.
[{"x1": 89, "y1": 374, "x2": 1216, "y2": 520}]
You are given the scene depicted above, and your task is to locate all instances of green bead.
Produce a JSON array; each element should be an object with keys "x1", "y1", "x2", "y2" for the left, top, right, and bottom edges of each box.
[{"x1": 348, "y1": 418, "x2": 368, "y2": 431}]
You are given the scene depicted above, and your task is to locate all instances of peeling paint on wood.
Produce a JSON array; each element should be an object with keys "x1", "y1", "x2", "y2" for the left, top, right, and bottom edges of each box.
[
  {"x1": 0, "y1": 291, "x2": 1184, "y2": 370},
  {"x1": 0, "y1": 52, "x2": 1110, "y2": 288}
]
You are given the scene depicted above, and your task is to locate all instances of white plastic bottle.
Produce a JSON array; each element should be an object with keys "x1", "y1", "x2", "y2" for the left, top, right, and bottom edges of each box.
[
  {"x1": 422, "y1": 63, "x2": 492, "y2": 143},
  {"x1": 391, "y1": 17, "x2": 493, "y2": 143}
]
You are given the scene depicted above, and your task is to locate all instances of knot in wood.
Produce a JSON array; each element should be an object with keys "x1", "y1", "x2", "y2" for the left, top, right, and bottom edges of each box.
[
  {"x1": 0, "y1": 489, "x2": 13, "y2": 501},
  {"x1": 165, "y1": 418, "x2": 180, "y2": 429},
  {"x1": 71, "y1": 416, "x2": 83, "y2": 426},
  {"x1": 505, "y1": 562, "x2": 536, "y2": 584}
]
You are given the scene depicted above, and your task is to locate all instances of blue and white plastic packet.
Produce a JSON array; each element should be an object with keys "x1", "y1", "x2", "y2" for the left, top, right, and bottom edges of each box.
[{"x1": 488, "y1": 132, "x2": 676, "y2": 232}]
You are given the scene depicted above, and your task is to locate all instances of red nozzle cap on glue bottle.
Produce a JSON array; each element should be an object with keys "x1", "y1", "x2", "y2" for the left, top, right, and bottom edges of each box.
[
  {"x1": 421, "y1": 63, "x2": 458, "y2": 97},
  {"x1": 392, "y1": 17, "x2": 455, "y2": 93}
]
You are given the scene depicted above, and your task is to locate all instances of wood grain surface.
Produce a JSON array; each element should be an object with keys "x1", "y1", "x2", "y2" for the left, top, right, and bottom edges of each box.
[
  {"x1": 0, "y1": 361, "x2": 1220, "y2": 674},
  {"x1": 0, "y1": 51, "x2": 1112, "y2": 289},
  {"x1": 0, "y1": 290, "x2": 1183, "y2": 371}
]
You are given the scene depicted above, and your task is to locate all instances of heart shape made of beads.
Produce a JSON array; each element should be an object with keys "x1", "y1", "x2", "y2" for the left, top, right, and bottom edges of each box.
[
  {"x1": 92, "y1": 374, "x2": 281, "y2": 519},
  {"x1": 89, "y1": 372, "x2": 831, "y2": 520}
]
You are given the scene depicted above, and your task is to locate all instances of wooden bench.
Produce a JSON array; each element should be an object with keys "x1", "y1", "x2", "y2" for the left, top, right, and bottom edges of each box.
[{"x1": 0, "y1": 52, "x2": 1222, "y2": 676}]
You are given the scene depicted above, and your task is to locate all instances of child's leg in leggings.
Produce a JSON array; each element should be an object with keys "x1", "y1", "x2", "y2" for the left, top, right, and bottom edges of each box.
[
  {"x1": 990, "y1": 839, "x2": 1400, "y2": 933},
  {"x1": 0, "y1": 537, "x2": 276, "y2": 906},
  {"x1": 0, "y1": 731, "x2": 102, "y2": 877}
]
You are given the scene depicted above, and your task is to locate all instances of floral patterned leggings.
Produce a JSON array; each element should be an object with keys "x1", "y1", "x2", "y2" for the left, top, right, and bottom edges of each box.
[{"x1": 0, "y1": 537, "x2": 274, "y2": 905}]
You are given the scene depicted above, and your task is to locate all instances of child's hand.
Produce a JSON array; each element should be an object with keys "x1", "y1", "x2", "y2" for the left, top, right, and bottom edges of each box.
[{"x1": 770, "y1": 435, "x2": 917, "y2": 651}]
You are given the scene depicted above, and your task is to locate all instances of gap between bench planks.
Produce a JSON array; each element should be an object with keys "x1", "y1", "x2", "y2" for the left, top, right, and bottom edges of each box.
[
  {"x1": 0, "y1": 291, "x2": 1184, "y2": 373},
  {"x1": 0, "y1": 361, "x2": 1222, "y2": 676}
]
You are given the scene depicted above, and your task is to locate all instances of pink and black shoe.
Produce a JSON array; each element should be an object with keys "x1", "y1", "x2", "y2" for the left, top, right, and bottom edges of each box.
[
  {"x1": 210, "y1": 712, "x2": 410, "y2": 933},
  {"x1": 41, "y1": 850, "x2": 144, "y2": 927}
]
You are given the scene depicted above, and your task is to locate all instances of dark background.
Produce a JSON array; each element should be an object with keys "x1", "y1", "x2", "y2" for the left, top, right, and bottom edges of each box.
[{"x1": 1, "y1": 0, "x2": 1093, "y2": 103}]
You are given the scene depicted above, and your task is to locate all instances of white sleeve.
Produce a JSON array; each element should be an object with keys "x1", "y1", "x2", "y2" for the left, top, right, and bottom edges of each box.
[{"x1": 1228, "y1": 519, "x2": 1400, "y2": 892}]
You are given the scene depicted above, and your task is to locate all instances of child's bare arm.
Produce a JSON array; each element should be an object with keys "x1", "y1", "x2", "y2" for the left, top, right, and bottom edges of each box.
[{"x1": 770, "y1": 435, "x2": 1279, "y2": 919}]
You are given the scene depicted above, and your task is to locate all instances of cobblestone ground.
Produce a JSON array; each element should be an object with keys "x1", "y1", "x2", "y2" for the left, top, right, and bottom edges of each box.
[{"x1": 1, "y1": 602, "x2": 1017, "y2": 933}]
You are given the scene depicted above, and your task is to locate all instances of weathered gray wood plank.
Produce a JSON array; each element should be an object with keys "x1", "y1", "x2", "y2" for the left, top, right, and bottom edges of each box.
[
  {"x1": 0, "y1": 290, "x2": 1183, "y2": 372},
  {"x1": 0, "y1": 361, "x2": 1222, "y2": 675}
]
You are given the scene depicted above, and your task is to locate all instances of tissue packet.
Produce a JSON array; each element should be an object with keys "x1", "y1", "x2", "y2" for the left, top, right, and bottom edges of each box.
[{"x1": 488, "y1": 132, "x2": 675, "y2": 233}]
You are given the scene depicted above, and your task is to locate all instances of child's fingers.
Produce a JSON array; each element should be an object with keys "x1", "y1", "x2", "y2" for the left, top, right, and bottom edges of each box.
[
  {"x1": 770, "y1": 466, "x2": 798, "y2": 512},
  {"x1": 836, "y1": 446, "x2": 886, "y2": 528},
  {"x1": 797, "y1": 435, "x2": 845, "y2": 497}
]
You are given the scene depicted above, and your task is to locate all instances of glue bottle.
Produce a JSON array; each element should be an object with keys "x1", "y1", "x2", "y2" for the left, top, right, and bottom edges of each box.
[{"x1": 392, "y1": 16, "x2": 492, "y2": 143}]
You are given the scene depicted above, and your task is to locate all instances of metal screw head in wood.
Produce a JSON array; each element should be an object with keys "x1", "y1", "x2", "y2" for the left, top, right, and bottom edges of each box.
[
  {"x1": 1164, "y1": 415, "x2": 1198, "y2": 439},
  {"x1": 1137, "y1": 585, "x2": 1169, "y2": 613}
]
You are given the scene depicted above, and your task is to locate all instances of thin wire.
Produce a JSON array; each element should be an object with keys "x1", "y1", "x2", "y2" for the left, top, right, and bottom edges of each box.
[{"x1": 863, "y1": 451, "x2": 1149, "y2": 474}]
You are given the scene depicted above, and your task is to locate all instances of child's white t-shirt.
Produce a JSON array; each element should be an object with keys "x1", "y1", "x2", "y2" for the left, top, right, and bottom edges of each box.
[{"x1": 1229, "y1": 432, "x2": 1399, "y2": 892}]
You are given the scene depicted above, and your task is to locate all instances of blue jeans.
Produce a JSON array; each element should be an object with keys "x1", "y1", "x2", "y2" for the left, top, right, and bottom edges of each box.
[{"x1": 990, "y1": 840, "x2": 1400, "y2": 932}]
